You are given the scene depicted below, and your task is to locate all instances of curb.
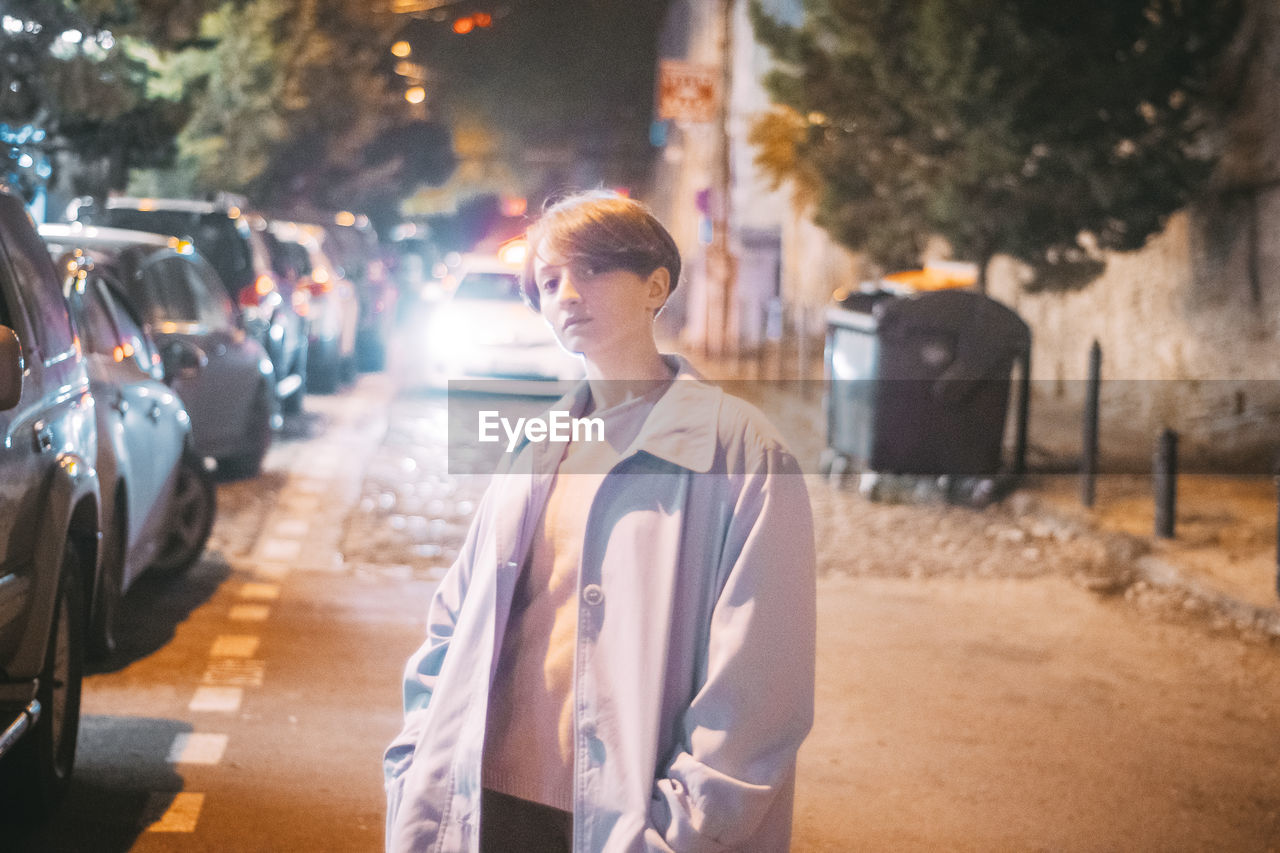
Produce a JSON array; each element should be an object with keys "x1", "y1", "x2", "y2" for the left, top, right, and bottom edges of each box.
[{"x1": 1008, "y1": 492, "x2": 1280, "y2": 644}]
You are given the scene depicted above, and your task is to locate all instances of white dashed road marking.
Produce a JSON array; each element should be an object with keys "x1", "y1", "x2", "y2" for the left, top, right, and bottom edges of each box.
[
  {"x1": 271, "y1": 517, "x2": 310, "y2": 538},
  {"x1": 201, "y1": 659, "x2": 266, "y2": 688},
  {"x1": 257, "y1": 538, "x2": 303, "y2": 562},
  {"x1": 167, "y1": 733, "x2": 229, "y2": 765},
  {"x1": 188, "y1": 686, "x2": 244, "y2": 713},
  {"x1": 209, "y1": 635, "x2": 261, "y2": 658},
  {"x1": 144, "y1": 792, "x2": 205, "y2": 832},
  {"x1": 229, "y1": 603, "x2": 271, "y2": 622},
  {"x1": 239, "y1": 582, "x2": 281, "y2": 601}
]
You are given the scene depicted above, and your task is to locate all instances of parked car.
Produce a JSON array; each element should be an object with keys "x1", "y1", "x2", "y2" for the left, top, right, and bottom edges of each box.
[
  {"x1": 50, "y1": 247, "x2": 216, "y2": 657},
  {"x1": 77, "y1": 196, "x2": 309, "y2": 415},
  {"x1": 0, "y1": 187, "x2": 100, "y2": 820},
  {"x1": 41, "y1": 224, "x2": 278, "y2": 478},
  {"x1": 265, "y1": 220, "x2": 358, "y2": 394},
  {"x1": 414, "y1": 252, "x2": 585, "y2": 394},
  {"x1": 323, "y1": 216, "x2": 396, "y2": 371}
]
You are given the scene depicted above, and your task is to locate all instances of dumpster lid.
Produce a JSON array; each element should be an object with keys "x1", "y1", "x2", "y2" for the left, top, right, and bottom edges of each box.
[{"x1": 881, "y1": 261, "x2": 979, "y2": 293}]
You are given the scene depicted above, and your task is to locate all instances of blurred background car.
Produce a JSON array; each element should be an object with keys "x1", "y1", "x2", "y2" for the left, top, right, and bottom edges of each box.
[
  {"x1": 388, "y1": 223, "x2": 445, "y2": 314},
  {"x1": 51, "y1": 248, "x2": 216, "y2": 657},
  {"x1": 0, "y1": 186, "x2": 99, "y2": 821},
  {"x1": 42, "y1": 224, "x2": 278, "y2": 478},
  {"x1": 412, "y1": 251, "x2": 585, "y2": 394},
  {"x1": 265, "y1": 220, "x2": 358, "y2": 394},
  {"x1": 318, "y1": 214, "x2": 395, "y2": 372},
  {"x1": 75, "y1": 196, "x2": 308, "y2": 416}
]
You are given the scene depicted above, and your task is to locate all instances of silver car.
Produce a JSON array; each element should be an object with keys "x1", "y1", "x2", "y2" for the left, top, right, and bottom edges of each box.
[
  {"x1": 41, "y1": 224, "x2": 278, "y2": 478},
  {"x1": 50, "y1": 248, "x2": 216, "y2": 656}
]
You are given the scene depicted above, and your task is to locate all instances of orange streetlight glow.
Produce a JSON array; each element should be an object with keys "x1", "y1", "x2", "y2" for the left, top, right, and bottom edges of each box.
[
  {"x1": 474, "y1": 12, "x2": 492, "y2": 27},
  {"x1": 391, "y1": 40, "x2": 411, "y2": 57},
  {"x1": 405, "y1": 86, "x2": 426, "y2": 104},
  {"x1": 452, "y1": 16, "x2": 474, "y2": 34}
]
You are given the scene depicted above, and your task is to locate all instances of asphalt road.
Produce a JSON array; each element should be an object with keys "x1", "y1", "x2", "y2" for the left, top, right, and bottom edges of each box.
[
  {"x1": 13, "y1": 367, "x2": 1280, "y2": 851},
  {"x1": 19, "y1": 377, "x2": 434, "y2": 852}
]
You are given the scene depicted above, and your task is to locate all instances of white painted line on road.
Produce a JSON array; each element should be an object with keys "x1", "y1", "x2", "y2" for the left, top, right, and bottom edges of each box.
[
  {"x1": 253, "y1": 562, "x2": 292, "y2": 582},
  {"x1": 229, "y1": 604, "x2": 271, "y2": 622},
  {"x1": 202, "y1": 659, "x2": 266, "y2": 687},
  {"x1": 167, "y1": 733, "x2": 228, "y2": 765},
  {"x1": 210, "y1": 635, "x2": 260, "y2": 658},
  {"x1": 272, "y1": 517, "x2": 310, "y2": 538},
  {"x1": 239, "y1": 582, "x2": 280, "y2": 600},
  {"x1": 258, "y1": 537, "x2": 303, "y2": 562},
  {"x1": 144, "y1": 792, "x2": 204, "y2": 832},
  {"x1": 293, "y1": 478, "x2": 331, "y2": 494},
  {"x1": 189, "y1": 686, "x2": 243, "y2": 713},
  {"x1": 281, "y1": 494, "x2": 321, "y2": 513}
]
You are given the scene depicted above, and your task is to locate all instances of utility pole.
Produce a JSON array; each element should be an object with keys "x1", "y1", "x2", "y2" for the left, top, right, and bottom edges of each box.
[{"x1": 706, "y1": 0, "x2": 737, "y2": 358}]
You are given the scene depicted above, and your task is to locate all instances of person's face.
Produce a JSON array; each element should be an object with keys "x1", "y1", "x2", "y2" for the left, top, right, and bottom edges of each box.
[{"x1": 532, "y1": 242, "x2": 670, "y2": 361}]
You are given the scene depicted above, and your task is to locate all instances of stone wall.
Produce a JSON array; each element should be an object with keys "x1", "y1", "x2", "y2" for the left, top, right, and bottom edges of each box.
[{"x1": 981, "y1": 0, "x2": 1280, "y2": 470}]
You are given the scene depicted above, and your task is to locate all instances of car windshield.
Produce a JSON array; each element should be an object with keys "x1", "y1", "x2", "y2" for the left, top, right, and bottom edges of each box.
[
  {"x1": 94, "y1": 209, "x2": 251, "y2": 295},
  {"x1": 454, "y1": 271, "x2": 520, "y2": 301}
]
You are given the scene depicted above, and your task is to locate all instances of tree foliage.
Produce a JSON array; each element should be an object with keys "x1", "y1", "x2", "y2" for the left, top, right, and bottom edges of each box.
[
  {"x1": 0, "y1": 0, "x2": 213, "y2": 200},
  {"x1": 750, "y1": 0, "x2": 1242, "y2": 289},
  {"x1": 130, "y1": 0, "x2": 455, "y2": 225}
]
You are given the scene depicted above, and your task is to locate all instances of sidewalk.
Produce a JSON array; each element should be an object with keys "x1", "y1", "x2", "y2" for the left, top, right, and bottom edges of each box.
[{"x1": 681, "y1": 346, "x2": 1280, "y2": 645}]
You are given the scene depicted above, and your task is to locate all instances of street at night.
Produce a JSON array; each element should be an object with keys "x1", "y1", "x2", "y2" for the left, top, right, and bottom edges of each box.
[
  {"x1": 11, "y1": 339, "x2": 1278, "y2": 850},
  {"x1": 2, "y1": 0, "x2": 1280, "y2": 850}
]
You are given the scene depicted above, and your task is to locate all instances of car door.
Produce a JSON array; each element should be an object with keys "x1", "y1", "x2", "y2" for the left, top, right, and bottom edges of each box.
[
  {"x1": 100, "y1": 276, "x2": 186, "y2": 573},
  {"x1": 81, "y1": 272, "x2": 186, "y2": 584},
  {"x1": 137, "y1": 253, "x2": 233, "y2": 453},
  {"x1": 0, "y1": 251, "x2": 45, "y2": 662},
  {"x1": 0, "y1": 198, "x2": 83, "y2": 662}
]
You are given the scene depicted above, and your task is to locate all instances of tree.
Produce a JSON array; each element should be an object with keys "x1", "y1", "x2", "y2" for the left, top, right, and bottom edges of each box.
[
  {"x1": 129, "y1": 0, "x2": 455, "y2": 226},
  {"x1": 0, "y1": 1, "x2": 223, "y2": 203},
  {"x1": 750, "y1": 0, "x2": 1242, "y2": 290}
]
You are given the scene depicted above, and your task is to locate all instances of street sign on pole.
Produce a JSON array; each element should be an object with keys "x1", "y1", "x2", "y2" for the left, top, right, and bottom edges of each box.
[{"x1": 657, "y1": 60, "x2": 720, "y2": 124}]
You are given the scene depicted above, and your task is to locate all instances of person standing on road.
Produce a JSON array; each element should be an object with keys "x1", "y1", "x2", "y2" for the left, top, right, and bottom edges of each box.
[{"x1": 384, "y1": 191, "x2": 816, "y2": 853}]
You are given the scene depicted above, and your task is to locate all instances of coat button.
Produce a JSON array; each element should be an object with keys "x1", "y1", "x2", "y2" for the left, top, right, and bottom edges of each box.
[{"x1": 582, "y1": 584, "x2": 604, "y2": 606}]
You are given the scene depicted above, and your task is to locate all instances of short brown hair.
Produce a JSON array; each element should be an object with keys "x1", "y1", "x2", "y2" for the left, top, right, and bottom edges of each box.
[{"x1": 520, "y1": 190, "x2": 681, "y2": 311}]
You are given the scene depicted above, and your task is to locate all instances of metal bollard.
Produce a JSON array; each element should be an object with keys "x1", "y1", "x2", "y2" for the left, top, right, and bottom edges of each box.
[
  {"x1": 1154, "y1": 428, "x2": 1178, "y2": 539},
  {"x1": 1081, "y1": 340, "x2": 1101, "y2": 507}
]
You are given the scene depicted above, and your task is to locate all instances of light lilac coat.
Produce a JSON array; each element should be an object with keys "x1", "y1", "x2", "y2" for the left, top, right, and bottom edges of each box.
[{"x1": 384, "y1": 356, "x2": 817, "y2": 852}]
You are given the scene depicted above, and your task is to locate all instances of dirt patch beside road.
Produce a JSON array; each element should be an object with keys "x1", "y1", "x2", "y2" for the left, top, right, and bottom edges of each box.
[{"x1": 795, "y1": 575, "x2": 1280, "y2": 852}]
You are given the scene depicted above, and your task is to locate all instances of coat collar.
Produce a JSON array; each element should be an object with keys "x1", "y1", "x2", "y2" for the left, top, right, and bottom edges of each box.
[{"x1": 546, "y1": 353, "x2": 722, "y2": 474}]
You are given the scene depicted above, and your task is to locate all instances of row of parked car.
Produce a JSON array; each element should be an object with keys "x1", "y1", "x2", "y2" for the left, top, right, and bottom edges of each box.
[{"x1": 0, "y1": 187, "x2": 397, "y2": 821}]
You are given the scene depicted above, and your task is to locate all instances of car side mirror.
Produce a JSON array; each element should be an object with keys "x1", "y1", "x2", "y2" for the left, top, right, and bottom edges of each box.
[
  {"x1": 160, "y1": 339, "x2": 208, "y2": 384},
  {"x1": 0, "y1": 325, "x2": 23, "y2": 410}
]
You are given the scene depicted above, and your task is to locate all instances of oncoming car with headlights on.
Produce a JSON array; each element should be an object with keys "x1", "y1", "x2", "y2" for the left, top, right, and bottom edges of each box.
[{"x1": 413, "y1": 252, "x2": 584, "y2": 395}]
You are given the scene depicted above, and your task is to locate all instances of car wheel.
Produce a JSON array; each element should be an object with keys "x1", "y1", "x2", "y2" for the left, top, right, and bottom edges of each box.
[
  {"x1": 150, "y1": 454, "x2": 216, "y2": 575},
  {"x1": 281, "y1": 381, "x2": 305, "y2": 416},
  {"x1": 357, "y1": 334, "x2": 386, "y2": 372},
  {"x1": 281, "y1": 342, "x2": 308, "y2": 416},
  {"x1": 307, "y1": 341, "x2": 339, "y2": 394},
  {"x1": 88, "y1": 496, "x2": 126, "y2": 660},
  {"x1": 217, "y1": 388, "x2": 272, "y2": 479},
  {"x1": 0, "y1": 540, "x2": 85, "y2": 822}
]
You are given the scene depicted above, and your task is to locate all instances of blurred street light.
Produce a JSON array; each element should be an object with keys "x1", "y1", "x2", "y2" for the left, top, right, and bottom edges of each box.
[
  {"x1": 391, "y1": 40, "x2": 412, "y2": 57},
  {"x1": 405, "y1": 85, "x2": 426, "y2": 104}
]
